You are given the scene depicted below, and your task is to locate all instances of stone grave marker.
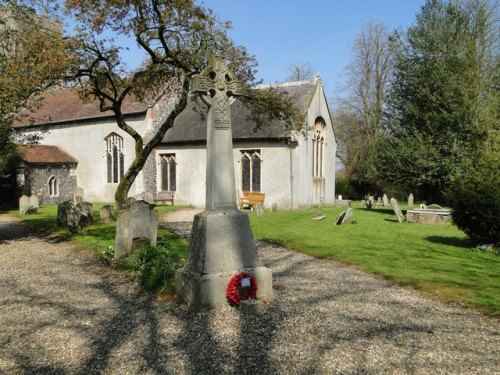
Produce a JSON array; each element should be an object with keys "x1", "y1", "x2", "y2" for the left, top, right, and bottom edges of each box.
[
  {"x1": 376, "y1": 197, "x2": 383, "y2": 207},
  {"x1": 19, "y1": 195, "x2": 29, "y2": 216},
  {"x1": 255, "y1": 203, "x2": 264, "y2": 215},
  {"x1": 57, "y1": 200, "x2": 92, "y2": 233},
  {"x1": 408, "y1": 193, "x2": 414, "y2": 210},
  {"x1": 334, "y1": 211, "x2": 346, "y2": 225},
  {"x1": 78, "y1": 202, "x2": 93, "y2": 223},
  {"x1": 73, "y1": 187, "x2": 84, "y2": 205},
  {"x1": 176, "y1": 55, "x2": 272, "y2": 311},
  {"x1": 390, "y1": 198, "x2": 405, "y2": 223},
  {"x1": 29, "y1": 195, "x2": 39, "y2": 209},
  {"x1": 115, "y1": 200, "x2": 158, "y2": 259},
  {"x1": 342, "y1": 208, "x2": 354, "y2": 224},
  {"x1": 369, "y1": 196, "x2": 375, "y2": 206},
  {"x1": 420, "y1": 203, "x2": 428, "y2": 209},
  {"x1": 383, "y1": 194, "x2": 389, "y2": 206},
  {"x1": 99, "y1": 205, "x2": 116, "y2": 223},
  {"x1": 144, "y1": 192, "x2": 155, "y2": 205},
  {"x1": 271, "y1": 203, "x2": 278, "y2": 212}
]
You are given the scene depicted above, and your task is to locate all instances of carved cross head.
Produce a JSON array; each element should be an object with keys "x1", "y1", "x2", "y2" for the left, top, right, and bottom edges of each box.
[{"x1": 191, "y1": 55, "x2": 246, "y2": 129}]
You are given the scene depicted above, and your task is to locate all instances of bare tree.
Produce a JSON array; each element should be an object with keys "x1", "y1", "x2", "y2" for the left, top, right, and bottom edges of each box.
[
  {"x1": 286, "y1": 61, "x2": 314, "y2": 81},
  {"x1": 332, "y1": 22, "x2": 395, "y2": 186}
]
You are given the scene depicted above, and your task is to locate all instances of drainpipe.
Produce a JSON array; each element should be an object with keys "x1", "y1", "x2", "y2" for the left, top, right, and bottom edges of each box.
[{"x1": 289, "y1": 146, "x2": 294, "y2": 209}]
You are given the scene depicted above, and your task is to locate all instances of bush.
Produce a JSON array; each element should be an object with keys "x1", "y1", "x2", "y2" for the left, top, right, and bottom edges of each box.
[
  {"x1": 446, "y1": 140, "x2": 499, "y2": 246},
  {"x1": 128, "y1": 236, "x2": 184, "y2": 292}
]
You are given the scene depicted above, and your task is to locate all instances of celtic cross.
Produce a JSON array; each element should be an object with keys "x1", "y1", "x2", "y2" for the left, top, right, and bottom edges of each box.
[{"x1": 191, "y1": 55, "x2": 245, "y2": 129}]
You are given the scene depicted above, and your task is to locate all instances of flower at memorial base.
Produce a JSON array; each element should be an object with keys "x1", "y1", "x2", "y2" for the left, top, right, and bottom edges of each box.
[{"x1": 226, "y1": 272, "x2": 258, "y2": 307}]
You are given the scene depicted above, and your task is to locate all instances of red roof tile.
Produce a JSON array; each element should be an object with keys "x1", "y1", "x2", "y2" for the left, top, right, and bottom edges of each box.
[
  {"x1": 12, "y1": 86, "x2": 147, "y2": 127},
  {"x1": 17, "y1": 145, "x2": 78, "y2": 164}
]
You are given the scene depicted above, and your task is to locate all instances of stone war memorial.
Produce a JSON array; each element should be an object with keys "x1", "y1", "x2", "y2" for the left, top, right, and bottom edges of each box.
[{"x1": 176, "y1": 55, "x2": 273, "y2": 311}]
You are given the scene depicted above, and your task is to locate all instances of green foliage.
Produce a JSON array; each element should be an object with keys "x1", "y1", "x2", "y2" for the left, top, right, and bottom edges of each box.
[
  {"x1": 128, "y1": 236, "x2": 184, "y2": 292},
  {"x1": 249, "y1": 203, "x2": 500, "y2": 315},
  {"x1": 446, "y1": 133, "x2": 500, "y2": 245},
  {"x1": 371, "y1": 0, "x2": 498, "y2": 202}
]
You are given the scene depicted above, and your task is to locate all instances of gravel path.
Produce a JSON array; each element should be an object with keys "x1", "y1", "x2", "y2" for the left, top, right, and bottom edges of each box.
[{"x1": 0, "y1": 211, "x2": 498, "y2": 374}]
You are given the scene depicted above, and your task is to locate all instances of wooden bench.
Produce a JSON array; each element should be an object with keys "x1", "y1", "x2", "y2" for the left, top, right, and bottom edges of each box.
[
  {"x1": 154, "y1": 191, "x2": 175, "y2": 205},
  {"x1": 239, "y1": 191, "x2": 265, "y2": 210}
]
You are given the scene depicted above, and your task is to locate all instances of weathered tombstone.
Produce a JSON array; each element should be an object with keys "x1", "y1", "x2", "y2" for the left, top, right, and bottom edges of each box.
[
  {"x1": 390, "y1": 198, "x2": 405, "y2": 223},
  {"x1": 383, "y1": 194, "x2": 389, "y2": 206},
  {"x1": 420, "y1": 203, "x2": 428, "y2": 209},
  {"x1": 115, "y1": 200, "x2": 158, "y2": 259},
  {"x1": 29, "y1": 195, "x2": 39, "y2": 209},
  {"x1": 77, "y1": 202, "x2": 93, "y2": 224},
  {"x1": 365, "y1": 199, "x2": 372, "y2": 209},
  {"x1": 57, "y1": 200, "x2": 72, "y2": 227},
  {"x1": 19, "y1": 195, "x2": 29, "y2": 216},
  {"x1": 342, "y1": 208, "x2": 354, "y2": 224},
  {"x1": 408, "y1": 193, "x2": 414, "y2": 210},
  {"x1": 73, "y1": 187, "x2": 84, "y2": 205},
  {"x1": 255, "y1": 203, "x2": 264, "y2": 215},
  {"x1": 369, "y1": 196, "x2": 375, "y2": 206},
  {"x1": 57, "y1": 200, "x2": 91, "y2": 232},
  {"x1": 338, "y1": 194, "x2": 342, "y2": 200},
  {"x1": 176, "y1": 55, "x2": 272, "y2": 310},
  {"x1": 99, "y1": 205, "x2": 116, "y2": 223},
  {"x1": 376, "y1": 197, "x2": 383, "y2": 207},
  {"x1": 271, "y1": 203, "x2": 278, "y2": 212},
  {"x1": 144, "y1": 192, "x2": 155, "y2": 205},
  {"x1": 335, "y1": 211, "x2": 346, "y2": 225}
]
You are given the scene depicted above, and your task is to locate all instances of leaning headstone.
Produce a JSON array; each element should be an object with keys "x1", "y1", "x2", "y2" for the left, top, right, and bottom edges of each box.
[
  {"x1": 271, "y1": 203, "x2": 278, "y2": 213},
  {"x1": 73, "y1": 187, "x2": 84, "y2": 205},
  {"x1": 144, "y1": 192, "x2": 155, "y2": 205},
  {"x1": 390, "y1": 198, "x2": 405, "y2": 223},
  {"x1": 57, "y1": 200, "x2": 72, "y2": 227},
  {"x1": 29, "y1": 195, "x2": 39, "y2": 209},
  {"x1": 19, "y1": 195, "x2": 29, "y2": 216},
  {"x1": 57, "y1": 200, "x2": 91, "y2": 233},
  {"x1": 176, "y1": 55, "x2": 272, "y2": 310},
  {"x1": 335, "y1": 211, "x2": 346, "y2": 225},
  {"x1": 383, "y1": 194, "x2": 389, "y2": 206},
  {"x1": 369, "y1": 196, "x2": 375, "y2": 206},
  {"x1": 342, "y1": 208, "x2": 354, "y2": 224},
  {"x1": 115, "y1": 200, "x2": 158, "y2": 259},
  {"x1": 408, "y1": 193, "x2": 414, "y2": 210},
  {"x1": 99, "y1": 205, "x2": 116, "y2": 223}
]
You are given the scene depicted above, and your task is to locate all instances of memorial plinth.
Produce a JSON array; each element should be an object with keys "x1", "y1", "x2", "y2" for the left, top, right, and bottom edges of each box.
[{"x1": 175, "y1": 55, "x2": 272, "y2": 310}]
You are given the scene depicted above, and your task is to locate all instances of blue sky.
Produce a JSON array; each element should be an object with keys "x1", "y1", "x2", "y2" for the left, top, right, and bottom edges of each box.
[{"x1": 200, "y1": 0, "x2": 427, "y2": 98}]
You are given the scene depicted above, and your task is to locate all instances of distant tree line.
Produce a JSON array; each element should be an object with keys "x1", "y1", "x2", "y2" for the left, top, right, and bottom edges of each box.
[{"x1": 333, "y1": 0, "x2": 498, "y2": 244}]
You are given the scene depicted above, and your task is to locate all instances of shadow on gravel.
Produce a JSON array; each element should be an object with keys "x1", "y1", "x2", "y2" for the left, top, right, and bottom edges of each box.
[{"x1": 0, "y1": 220, "x2": 34, "y2": 244}]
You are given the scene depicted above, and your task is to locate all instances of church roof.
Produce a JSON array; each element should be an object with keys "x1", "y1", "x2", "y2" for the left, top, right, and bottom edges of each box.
[
  {"x1": 162, "y1": 79, "x2": 318, "y2": 144},
  {"x1": 17, "y1": 145, "x2": 78, "y2": 165},
  {"x1": 12, "y1": 86, "x2": 147, "y2": 128}
]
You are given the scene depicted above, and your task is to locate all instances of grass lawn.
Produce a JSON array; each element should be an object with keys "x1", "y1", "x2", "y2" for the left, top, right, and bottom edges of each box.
[
  {"x1": 249, "y1": 202, "x2": 499, "y2": 316},
  {"x1": 10, "y1": 202, "x2": 499, "y2": 316}
]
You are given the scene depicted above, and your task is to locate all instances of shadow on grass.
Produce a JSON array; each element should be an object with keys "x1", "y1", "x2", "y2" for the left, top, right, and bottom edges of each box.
[{"x1": 426, "y1": 235, "x2": 474, "y2": 249}]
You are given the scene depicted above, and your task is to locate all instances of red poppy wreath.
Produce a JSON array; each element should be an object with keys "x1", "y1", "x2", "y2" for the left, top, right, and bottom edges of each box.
[{"x1": 225, "y1": 272, "x2": 258, "y2": 306}]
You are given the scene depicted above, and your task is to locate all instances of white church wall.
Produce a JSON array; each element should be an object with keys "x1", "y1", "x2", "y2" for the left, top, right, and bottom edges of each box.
[{"x1": 19, "y1": 113, "x2": 148, "y2": 202}]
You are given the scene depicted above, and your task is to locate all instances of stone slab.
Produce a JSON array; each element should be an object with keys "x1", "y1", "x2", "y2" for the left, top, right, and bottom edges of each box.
[{"x1": 407, "y1": 209, "x2": 452, "y2": 225}]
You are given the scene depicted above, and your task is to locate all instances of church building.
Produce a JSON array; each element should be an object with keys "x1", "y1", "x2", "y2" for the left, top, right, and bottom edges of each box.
[{"x1": 13, "y1": 75, "x2": 336, "y2": 209}]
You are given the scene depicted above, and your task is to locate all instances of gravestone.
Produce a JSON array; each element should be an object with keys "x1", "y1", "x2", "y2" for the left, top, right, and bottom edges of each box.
[
  {"x1": 376, "y1": 197, "x2": 383, "y2": 207},
  {"x1": 365, "y1": 199, "x2": 372, "y2": 209},
  {"x1": 176, "y1": 55, "x2": 272, "y2": 310},
  {"x1": 57, "y1": 200, "x2": 92, "y2": 232},
  {"x1": 73, "y1": 187, "x2": 84, "y2": 205},
  {"x1": 369, "y1": 196, "x2": 375, "y2": 206},
  {"x1": 144, "y1": 192, "x2": 155, "y2": 205},
  {"x1": 334, "y1": 211, "x2": 346, "y2": 225},
  {"x1": 99, "y1": 205, "x2": 116, "y2": 223},
  {"x1": 29, "y1": 195, "x2": 39, "y2": 209},
  {"x1": 408, "y1": 193, "x2": 414, "y2": 210},
  {"x1": 342, "y1": 208, "x2": 354, "y2": 224},
  {"x1": 383, "y1": 194, "x2": 389, "y2": 206},
  {"x1": 390, "y1": 198, "x2": 405, "y2": 223},
  {"x1": 115, "y1": 200, "x2": 158, "y2": 259},
  {"x1": 420, "y1": 203, "x2": 428, "y2": 209},
  {"x1": 255, "y1": 203, "x2": 264, "y2": 215},
  {"x1": 338, "y1": 194, "x2": 342, "y2": 200},
  {"x1": 271, "y1": 203, "x2": 278, "y2": 212},
  {"x1": 19, "y1": 195, "x2": 29, "y2": 216}
]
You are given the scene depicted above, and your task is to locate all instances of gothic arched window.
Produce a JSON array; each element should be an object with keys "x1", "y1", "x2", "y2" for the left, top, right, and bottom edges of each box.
[
  {"x1": 241, "y1": 150, "x2": 262, "y2": 192},
  {"x1": 105, "y1": 133, "x2": 124, "y2": 183},
  {"x1": 312, "y1": 118, "x2": 326, "y2": 178},
  {"x1": 48, "y1": 175, "x2": 58, "y2": 197},
  {"x1": 160, "y1": 153, "x2": 177, "y2": 191}
]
